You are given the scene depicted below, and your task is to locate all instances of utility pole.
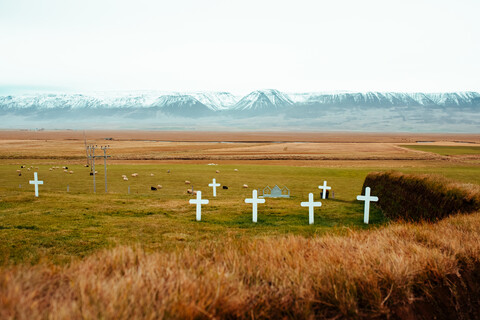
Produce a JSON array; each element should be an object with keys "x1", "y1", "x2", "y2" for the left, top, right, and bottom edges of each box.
[
  {"x1": 101, "y1": 145, "x2": 110, "y2": 193},
  {"x1": 87, "y1": 145, "x2": 97, "y2": 193},
  {"x1": 83, "y1": 130, "x2": 89, "y2": 167},
  {"x1": 87, "y1": 144, "x2": 111, "y2": 193}
]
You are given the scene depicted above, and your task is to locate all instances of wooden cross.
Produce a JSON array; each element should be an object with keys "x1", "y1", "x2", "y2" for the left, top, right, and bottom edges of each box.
[
  {"x1": 189, "y1": 191, "x2": 209, "y2": 221},
  {"x1": 208, "y1": 178, "x2": 221, "y2": 197},
  {"x1": 318, "y1": 180, "x2": 331, "y2": 199},
  {"x1": 357, "y1": 187, "x2": 378, "y2": 224},
  {"x1": 245, "y1": 189, "x2": 265, "y2": 223},
  {"x1": 301, "y1": 193, "x2": 322, "y2": 225},
  {"x1": 29, "y1": 172, "x2": 43, "y2": 197}
]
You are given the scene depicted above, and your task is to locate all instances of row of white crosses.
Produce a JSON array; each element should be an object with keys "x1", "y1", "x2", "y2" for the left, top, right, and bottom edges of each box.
[
  {"x1": 194, "y1": 178, "x2": 379, "y2": 224},
  {"x1": 26, "y1": 173, "x2": 378, "y2": 225}
]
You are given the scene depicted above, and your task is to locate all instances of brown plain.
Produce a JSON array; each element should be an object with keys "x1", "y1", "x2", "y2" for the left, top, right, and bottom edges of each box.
[{"x1": 1, "y1": 130, "x2": 478, "y2": 164}]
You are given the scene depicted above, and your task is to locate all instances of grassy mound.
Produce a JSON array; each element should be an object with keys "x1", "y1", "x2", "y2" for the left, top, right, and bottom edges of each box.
[{"x1": 363, "y1": 171, "x2": 480, "y2": 222}]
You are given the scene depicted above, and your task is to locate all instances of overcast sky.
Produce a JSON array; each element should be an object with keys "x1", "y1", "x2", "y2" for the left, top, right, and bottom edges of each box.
[{"x1": 1, "y1": 0, "x2": 479, "y2": 94}]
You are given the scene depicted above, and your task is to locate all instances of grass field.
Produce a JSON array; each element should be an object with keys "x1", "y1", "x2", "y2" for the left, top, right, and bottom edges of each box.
[
  {"x1": 1, "y1": 161, "x2": 479, "y2": 265},
  {"x1": 402, "y1": 144, "x2": 480, "y2": 155},
  {"x1": 1, "y1": 131, "x2": 480, "y2": 318},
  {"x1": 0, "y1": 163, "x2": 391, "y2": 264}
]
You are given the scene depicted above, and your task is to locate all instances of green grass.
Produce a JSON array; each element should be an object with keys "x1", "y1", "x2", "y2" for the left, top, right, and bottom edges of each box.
[
  {"x1": 1, "y1": 162, "x2": 479, "y2": 264},
  {"x1": 402, "y1": 144, "x2": 480, "y2": 156}
]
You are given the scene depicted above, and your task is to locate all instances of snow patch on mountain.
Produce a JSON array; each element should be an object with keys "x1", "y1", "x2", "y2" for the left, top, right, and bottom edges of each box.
[
  {"x1": 287, "y1": 91, "x2": 480, "y2": 107},
  {"x1": 232, "y1": 89, "x2": 293, "y2": 111},
  {"x1": 188, "y1": 92, "x2": 239, "y2": 111}
]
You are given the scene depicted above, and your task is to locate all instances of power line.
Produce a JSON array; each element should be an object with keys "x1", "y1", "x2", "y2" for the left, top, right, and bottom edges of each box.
[{"x1": 86, "y1": 144, "x2": 111, "y2": 193}]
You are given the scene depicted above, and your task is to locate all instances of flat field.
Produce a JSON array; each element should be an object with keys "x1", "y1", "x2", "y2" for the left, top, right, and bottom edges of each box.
[
  {"x1": 1, "y1": 130, "x2": 479, "y2": 162},
  {"x1": 1, "y1": 130, "x2": 479, "y2": 264},
  {"x1": 0, "y1": 130, "x2": 479, "y2": 318},
  {"x1": 402, "y1": 144, "x2": 480, "y2": 156}
]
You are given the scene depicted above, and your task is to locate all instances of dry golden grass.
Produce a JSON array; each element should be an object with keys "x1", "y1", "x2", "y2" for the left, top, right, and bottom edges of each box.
[
  {"x1": 2, "y1": 130, "x2": 479, "y2": 143},
  {"x1": 2, "y1": 130, "x2": 479, "y2": 164},
  {"x1": 1, "y1": 212, "x2": 480, "y2": 319},
  {"x1": 0, "y1": 138, "x2": 446, "y2": 161}
]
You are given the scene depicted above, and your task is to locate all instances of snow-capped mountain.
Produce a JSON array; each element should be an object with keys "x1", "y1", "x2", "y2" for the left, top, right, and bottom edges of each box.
[
  {"x1": 232, "y1": 89, "x2": 293, "y2": 112},
  {"x1": 150, "y1": 95, "x2": 213, "y2": 117},
  {"x1": 2, "y1": 90, "x2": 478, "y2": 112},
  {"x1": 189, "y1": 92, "x2": 239, "y2": 111},
  {"x1": 0, "y1": 90, "x2": 479, "y2": 131},
  {"x1": 287, "y1": 91, "x2": 480, "y2": 107}
]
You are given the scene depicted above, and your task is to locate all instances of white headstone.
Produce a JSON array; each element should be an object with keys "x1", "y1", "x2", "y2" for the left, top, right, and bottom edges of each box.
[
  {"x1": 357, "y1": 187, "x2": 379, "y2": 224},
  {"x1": 318, "y1": 180, "x2": 331, "y2": 199},
  {"x1": 29, "y1": 172, "x2": 43, "y2": 197},
  {"x1": 208, "y1": 178, "x2": 221, "y2": 197},
  {"x1": 189, "y1": 191, "x2": 209, "y2": 221},
  {"x1": 245, "y1": 189, "x2": 265, "y2": 223},
  {"x1": 301, "y1": 193, "x2": 322, "y2": 225}
]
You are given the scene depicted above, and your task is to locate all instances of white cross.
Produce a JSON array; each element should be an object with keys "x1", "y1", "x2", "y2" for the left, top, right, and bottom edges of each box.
[
  {"x1": 208, "y1": 178, "x2": 221, "y2": 197},
  {"x1": 357, "y1": 187, "x2": 378, "y2": 224},
  {"x1": 189, "y1": 191, "x2": 209, "y2": 221},
  {"x1": 29, "y1": 172, "x2": 43, "y2": 197},
  {"x1": 245, "y1": 189, "x2": 265, "y2": 223},
  {"x1": 301, "y1": 193, "x2": 322, "y2": 225},
  {"x1": 318, "y1": 180, "x2": 331, "y2": 199}
]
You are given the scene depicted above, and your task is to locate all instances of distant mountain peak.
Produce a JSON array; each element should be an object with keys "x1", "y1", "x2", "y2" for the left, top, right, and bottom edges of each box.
[
  {"x1": 232, "y1": 89, "x2": 293, "y2": 112},
  {"x1": 0, "y1": 90, "x2": 479, "y2": 130}
]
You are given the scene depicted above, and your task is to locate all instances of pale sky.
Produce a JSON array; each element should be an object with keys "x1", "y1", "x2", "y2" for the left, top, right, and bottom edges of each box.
[{"x1": 1, "y1": 0, "x2": 479, "y2": 94}]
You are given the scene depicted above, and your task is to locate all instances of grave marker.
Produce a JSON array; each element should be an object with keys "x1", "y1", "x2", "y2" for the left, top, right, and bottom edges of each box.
[
  {"x1": 245, "y1": 189, "x2": 265, "y2": 223},
  {"x1": 29, "y1": 172, "x2": 43, "y2": 197},
  {"x1": 189, "y1": 191, "x2": 209, "y2": 221},
  {"x1": 208, "y1": 178, "x2": 221, "y2": 197},
  {"x1": 318, "y1": 181, "x2": 331, "y2": 199},
  {"x1": 263, "y1": 185, "x2": 290, "y2": 198},
  {"x1": 357, "y1": 187, "x2": 378, "y2": 224},
  {"x1": 301, "y1": 193, "x2": 322, "y2": 225}
]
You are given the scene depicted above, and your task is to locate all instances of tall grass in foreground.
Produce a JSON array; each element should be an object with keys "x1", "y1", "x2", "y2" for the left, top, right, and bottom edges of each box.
[
  {"x1": 1, "y1": 211, "x2": 480, "y2": 319},
  {"x1": 364, "y1": 171, "x2": 480, "y2": 222}
]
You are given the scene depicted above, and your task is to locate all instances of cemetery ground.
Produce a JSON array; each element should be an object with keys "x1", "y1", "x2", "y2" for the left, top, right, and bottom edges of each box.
[
  {"x1": 0, "y1": 131, "x2": 480, "y2": 319},
  {"x1": 0, "y1": 163, "x2": 394, "y2": 264}
]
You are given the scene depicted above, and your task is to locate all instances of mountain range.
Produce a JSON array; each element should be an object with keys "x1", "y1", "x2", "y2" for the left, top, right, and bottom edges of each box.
[{"x1": 1, "y1": 90, "x2": 479, "y2": 131}]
